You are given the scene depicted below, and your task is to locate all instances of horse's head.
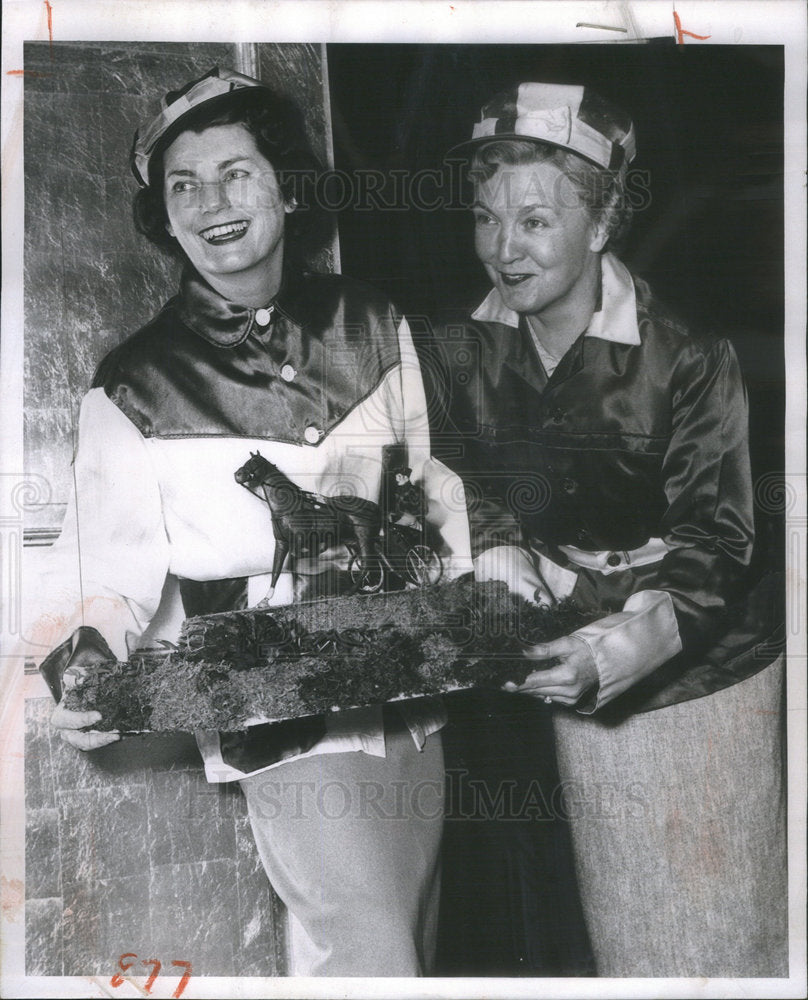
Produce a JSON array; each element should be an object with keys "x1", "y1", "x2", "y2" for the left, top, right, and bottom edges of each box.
[{"x1": 234, "y1": 450, "x2": 273, "y2": 488}]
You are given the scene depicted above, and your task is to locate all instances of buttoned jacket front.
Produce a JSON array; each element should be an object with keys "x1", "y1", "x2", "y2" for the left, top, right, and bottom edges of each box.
[{"x1": 433, "y1": 254, "x2": 781, "y2": 714}]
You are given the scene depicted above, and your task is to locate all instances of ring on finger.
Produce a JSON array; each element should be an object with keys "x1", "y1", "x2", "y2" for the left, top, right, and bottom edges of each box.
[{"x1": 543, "y1": 695, "x2": 553, "y2": 704}]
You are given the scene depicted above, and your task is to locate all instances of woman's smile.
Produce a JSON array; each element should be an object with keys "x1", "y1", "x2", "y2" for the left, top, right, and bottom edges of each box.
[
  {"x1": 199, "y1": 219, "x2": 251, "y2": 244},
  {"x1": 499, "y1": 271, "x2": 535, "y2": 285}
]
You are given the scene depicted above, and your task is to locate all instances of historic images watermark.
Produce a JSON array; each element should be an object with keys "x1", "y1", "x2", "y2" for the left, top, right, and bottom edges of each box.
[
  {"x1": 192, "y1": 771, "x2": 651, "y2": 823},
  {"x1": 156, "y1": 159, "x2": 654, "y2": 216}
]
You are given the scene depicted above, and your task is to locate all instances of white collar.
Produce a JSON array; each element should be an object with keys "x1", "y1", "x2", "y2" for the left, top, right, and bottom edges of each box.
[{"x1": 470, "y1": 253, "x2": 641, "y2": 347}]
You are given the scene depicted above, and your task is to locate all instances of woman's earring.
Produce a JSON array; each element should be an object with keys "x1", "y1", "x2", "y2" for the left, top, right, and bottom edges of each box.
[{"x1": 285, "y1": 197, "x2": 298, "y2": 214}]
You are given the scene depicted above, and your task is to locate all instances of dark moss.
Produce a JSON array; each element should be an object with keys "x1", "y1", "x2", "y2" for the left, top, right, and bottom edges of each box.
[
  {"x1": 68, "y1": 581, "x2": 596, "y2": 731},
  {"x1": 63, "y1": 657, "x2": 155, "y2": 731}
]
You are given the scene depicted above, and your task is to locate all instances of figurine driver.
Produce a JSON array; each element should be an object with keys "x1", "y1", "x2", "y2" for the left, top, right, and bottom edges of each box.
[{"x1": 389, "y1": 466, "x2": 426, "y2": 532}]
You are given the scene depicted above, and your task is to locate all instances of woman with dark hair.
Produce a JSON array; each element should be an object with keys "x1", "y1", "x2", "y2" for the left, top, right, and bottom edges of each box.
[
  {"x1": 29, "y1": 67, "x2": 466, "y2": 976},
  {"x1": 437, "y1": 83, "x2": 785, "y2": 975},
  {"x1": 130, "y1": 74, "x2": 327, "y2": 268}
]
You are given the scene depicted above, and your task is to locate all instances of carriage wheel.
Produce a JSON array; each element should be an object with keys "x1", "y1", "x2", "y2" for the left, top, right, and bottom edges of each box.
[
  {"x1": 405, "y1": 545, "x2": 443, "y2": 587},
  {"x1": 348, "y1": 553, "x2": 384, "y2": 593}
]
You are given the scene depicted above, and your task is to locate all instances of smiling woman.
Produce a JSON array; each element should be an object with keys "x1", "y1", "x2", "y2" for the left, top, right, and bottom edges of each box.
[
  {"x1": 28, "y1": 65, "x2": 467, "y2": 978},
  {"x1": 471, "y1": 157, "x2": 607, "y2": 365},
  {"x1": 436, "y1": 81, "x2": 786, "y2": 976},
  {"x1": 131, "y1": 72, "x2": 327, "y2": 290}
]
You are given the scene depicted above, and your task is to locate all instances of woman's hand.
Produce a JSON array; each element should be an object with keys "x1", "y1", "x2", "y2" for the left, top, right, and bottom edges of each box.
[
  {"x1": 50, "y1": 664, "x2": 120, "y2": 751},
  {"x1": 504, "y1": 635, "x2": 599, "y2": 707},
  {"x1": 51, "y1": 701, "x2": 121, "y2": 751}
]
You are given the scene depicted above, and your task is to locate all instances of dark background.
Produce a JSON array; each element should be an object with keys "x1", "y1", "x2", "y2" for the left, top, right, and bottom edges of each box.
[{"x1": 327, "y1": 42, "x2": 785, "y2": 566}]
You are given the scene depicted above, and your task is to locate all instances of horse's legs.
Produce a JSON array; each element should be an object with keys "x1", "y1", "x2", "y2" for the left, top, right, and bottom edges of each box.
[
  {"x1": 263, "y1": 535, "x2": 290, "y2": 603},
  {"x1": 256, "y1": 481, "x2": 292, "y2": 604}
]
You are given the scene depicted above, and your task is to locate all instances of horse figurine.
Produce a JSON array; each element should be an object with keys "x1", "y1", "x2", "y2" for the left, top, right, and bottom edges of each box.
[{"x1": 235, "y1": 451, "x2": 382, "y2": 600}]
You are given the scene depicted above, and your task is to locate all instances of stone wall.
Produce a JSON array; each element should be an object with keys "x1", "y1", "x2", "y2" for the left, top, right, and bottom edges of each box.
[{"x1": 25, "y1": 698, "x2": 286, "y2": 977}]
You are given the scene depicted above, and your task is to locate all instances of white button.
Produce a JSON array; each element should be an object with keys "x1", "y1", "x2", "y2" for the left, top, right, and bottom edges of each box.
[
  {"x1": 280, "y1": 364, "x2": 296, "y2": 382},
  {"x1": 304, "y1": 425, "x2": 321, "y2": 444},
  {"x1": 255, "y1": 307, "x2": 273, "y2": 327}
]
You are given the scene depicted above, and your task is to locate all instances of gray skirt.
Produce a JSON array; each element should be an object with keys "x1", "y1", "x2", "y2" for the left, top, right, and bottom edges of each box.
[{"x1": 552, "y1": 655, "x2": 787, "y2": 978}]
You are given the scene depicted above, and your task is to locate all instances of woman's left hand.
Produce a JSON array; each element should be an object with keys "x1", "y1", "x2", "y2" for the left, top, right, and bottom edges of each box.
[{"x1": 504, "y1": 636, "x2": 599, "y2": 706}]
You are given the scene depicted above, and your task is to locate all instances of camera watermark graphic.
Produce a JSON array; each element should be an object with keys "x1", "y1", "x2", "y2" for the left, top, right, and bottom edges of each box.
[
  {"x1": 1, "y1": 473, "x2": 53, "y2": 652},
  {"x1": 754, "y1": 471, "x2": 805, "y2": 645}
]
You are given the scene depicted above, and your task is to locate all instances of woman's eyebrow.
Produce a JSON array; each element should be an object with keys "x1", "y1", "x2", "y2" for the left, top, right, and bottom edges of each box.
[
  {"x1": 518, "y1": 201, "x2": 557, "y2": 214},
  {"x1": 472, "y1": 197, "x2": 558, "y2": 215},
  {"x1": 165, "y1": 156, "x2": 254, "y2": 179},
  {"x1": 217, "y1": 156, "x2": 254, "y2": 170}
]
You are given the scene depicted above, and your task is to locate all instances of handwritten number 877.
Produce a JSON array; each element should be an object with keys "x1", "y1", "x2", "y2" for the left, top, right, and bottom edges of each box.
[{"x1": 111, "y1": 954, "x2": 192, "y2": 998}]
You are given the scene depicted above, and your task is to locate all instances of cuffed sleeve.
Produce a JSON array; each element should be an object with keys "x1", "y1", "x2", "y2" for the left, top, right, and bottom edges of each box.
[
  {"x1": 565, "y1": 339, "x2": 754, "y2": 704},
  {"x1": 571, "y1": 590, "x2": 683, "y2": 713},
  {"x1": 38, "y1": 626, "x2": 116, "y2": 702},
  {"x1": 567, "y1": 340, "x2": 753, "y2": 704}
]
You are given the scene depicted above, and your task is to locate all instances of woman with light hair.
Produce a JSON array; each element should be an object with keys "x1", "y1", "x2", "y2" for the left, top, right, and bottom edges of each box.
[{"x1": 438, "y1": 82, "x2": 785, "y2": 976}]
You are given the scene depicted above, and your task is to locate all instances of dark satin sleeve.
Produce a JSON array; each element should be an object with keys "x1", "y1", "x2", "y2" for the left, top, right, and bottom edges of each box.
[
  {"x1": 39, "y1": 626, "x2": 117, "y2": 702},
  {"x1": 652, "y1": 337, "x2": 754, "y2": 650},
  {"x1": 457, "y1": 447, "x2": 525, "y2": 558}
]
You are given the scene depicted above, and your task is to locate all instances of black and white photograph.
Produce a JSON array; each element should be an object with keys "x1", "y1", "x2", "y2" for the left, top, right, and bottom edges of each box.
[{"x1": 1, "y1": 2, "x2": 806, "y2": 997}]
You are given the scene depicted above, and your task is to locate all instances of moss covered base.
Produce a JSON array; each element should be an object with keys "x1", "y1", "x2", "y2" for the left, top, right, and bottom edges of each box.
[{"x1": 66, "y1": 578, "x2": 594, "y2": 731}]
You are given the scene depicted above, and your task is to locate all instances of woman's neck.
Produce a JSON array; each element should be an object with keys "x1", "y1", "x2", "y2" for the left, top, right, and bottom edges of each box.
[
  {"x1": 524, "y1": 260, "x2": 601, "y2": 359},
  {"x1": 203, "y1": 254, "x2": 285, "y2": 308}
]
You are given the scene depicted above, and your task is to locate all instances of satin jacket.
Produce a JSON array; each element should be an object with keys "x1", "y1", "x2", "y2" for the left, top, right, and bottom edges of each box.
[
  {"x1": 34, "y1": 269, "x2": 471, "y2": 780},
  {"x1": 430, "y1": 254, "x2": 782, "y2": 716},
  {"x1": 95, "y1": 269, "x2": 405, "y2": 446}
]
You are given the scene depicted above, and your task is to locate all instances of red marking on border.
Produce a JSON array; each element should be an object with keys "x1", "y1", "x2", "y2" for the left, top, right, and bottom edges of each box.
[
  {"x1": 673, "y1": 10, "x2": 711, "y2": 44},
  {"x1": 110, "y1": 956, "x2": 192, "y2": 997},
  {"x1": 171, "y1": 961, "x2": 193, "y2": 999},
  {"x1": 110, "y1": 953, "x2": 137, "y2": 988},
  {"x1": 44, "y1": 0, "x2": 54, "y2": 51},
  {"x1": 6, "y1": 70, "x2": 52, "y2": 77},
  {"x1": 141, "y1": 959, "x2": 162, "y2": 994}
]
